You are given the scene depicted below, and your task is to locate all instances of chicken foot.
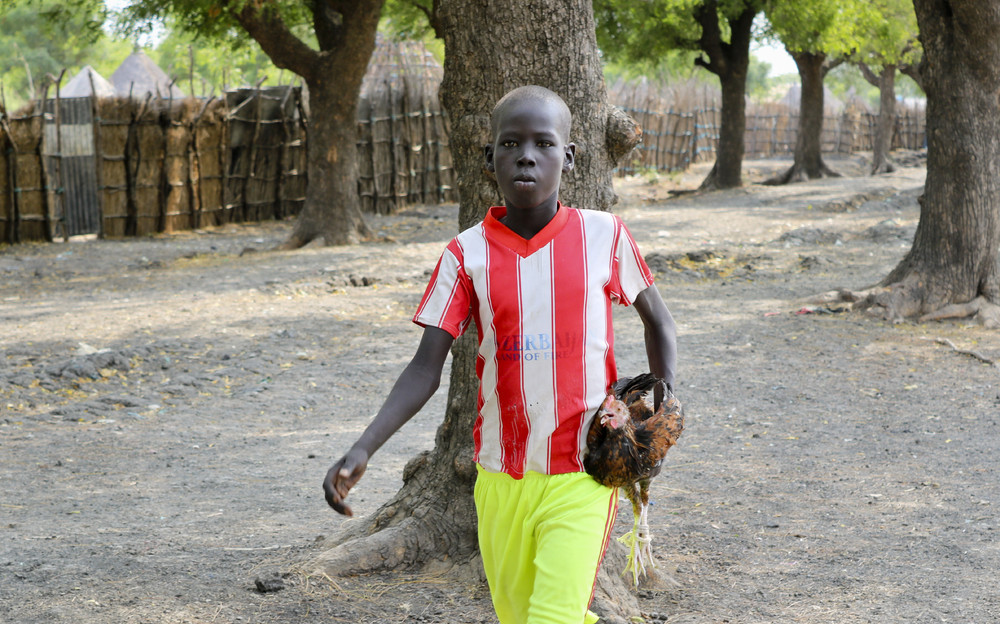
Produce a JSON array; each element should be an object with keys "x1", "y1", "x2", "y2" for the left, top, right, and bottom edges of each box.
[{"x1": 618, "y1": 498, "x2": 656, "y2": 586}]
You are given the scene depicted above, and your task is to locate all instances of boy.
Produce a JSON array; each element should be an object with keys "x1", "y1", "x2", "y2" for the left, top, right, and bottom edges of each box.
[{"x1": 324, "y1": 85, "x2": 677, "y2": 623}]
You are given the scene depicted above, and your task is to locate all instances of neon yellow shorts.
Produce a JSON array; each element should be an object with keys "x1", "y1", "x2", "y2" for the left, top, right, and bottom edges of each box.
[{"x1": 474, "y1": 464, "x2": 618, "y2": 624}]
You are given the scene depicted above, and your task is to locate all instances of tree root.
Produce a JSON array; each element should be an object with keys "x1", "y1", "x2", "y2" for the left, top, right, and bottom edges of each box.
[
  {"x1": 921, "y1": 337, "x2": 1000, "y2": 369},
  {"x1": 302, "y1": 514, "x2": 484, "y2": 581},
  {"x1": 297, "y1": 514, "x2": 653, "y2": 624},
  {"x1": 870, "y1": 160, "x2": 896, "y2": 175},
  {"x1": 763, "y1": 160, "x2": 841, "y2": 186},
  {"x1": 918, "y1": 296, "x2": 1000, "y2": 328},
  {"x1": 804, "y1": 289, "x2": 1000, "y2": 328}
]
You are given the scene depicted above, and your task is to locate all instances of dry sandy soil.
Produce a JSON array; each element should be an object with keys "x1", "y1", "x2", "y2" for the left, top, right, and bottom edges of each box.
[{"x1": 3, "y1": 153, "x2": 1000, "y2": 624}]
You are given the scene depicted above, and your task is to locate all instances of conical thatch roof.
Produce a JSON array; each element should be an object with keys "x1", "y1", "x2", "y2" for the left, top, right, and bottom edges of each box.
[
  {"x1": 61, "y1": 66, "x2": 117, "y2": 98},
  {"x1": 110, "y1": 50, "x2": 185, "y2": 99}
]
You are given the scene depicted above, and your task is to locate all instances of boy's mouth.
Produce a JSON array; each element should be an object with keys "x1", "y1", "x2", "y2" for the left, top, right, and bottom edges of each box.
[{"x1": 512, "y1": 175, "x2": 535, "y2": 188}]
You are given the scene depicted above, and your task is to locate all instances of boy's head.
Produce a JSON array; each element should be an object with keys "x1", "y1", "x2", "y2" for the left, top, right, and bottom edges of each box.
[
  {"x1": 489, "y1": 86, "x2": 572, "y2": 143},
  {"x1": 485, "y1": 86, "x2": 575, "y2": 211}
]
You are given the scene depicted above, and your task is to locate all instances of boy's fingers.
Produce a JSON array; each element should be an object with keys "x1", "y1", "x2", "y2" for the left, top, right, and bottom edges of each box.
[
  {"x1": 324, "y1": 488, "x2": 354, "y2": 516},
  {"x1": 323, "y1": 452, "x2": 367, "y2": 516},
  {"x1": 334, "y1": 479, "x2": 351, "y2": 499}
]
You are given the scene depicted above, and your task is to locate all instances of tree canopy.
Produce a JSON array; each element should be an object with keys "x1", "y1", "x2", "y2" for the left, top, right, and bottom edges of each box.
[
  {"x1": 852, "y1": 0, "x2": 921, "y2": 71},
  {"x1": 152, "y1": 23, "x2": 288, "y2": 97},
  {"x1": 594, "y1": 0, "x2": 762, "y2": 67},
  {"x1": 763, "y1": 0, "x2": 862, "y2": 58},
  {"x1": 0, "y1": 0, "x2": 130, "y2": 109}
]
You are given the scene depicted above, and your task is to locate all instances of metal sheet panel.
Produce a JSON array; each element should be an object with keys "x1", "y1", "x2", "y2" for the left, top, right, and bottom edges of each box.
[{"x1": 43, "y1": 98, "x2": 99, "y2": 236}]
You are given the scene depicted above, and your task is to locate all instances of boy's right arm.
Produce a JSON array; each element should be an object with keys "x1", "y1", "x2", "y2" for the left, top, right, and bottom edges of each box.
[{"x1": 323, "y1": 325, "x2": 455, "y2": 516}]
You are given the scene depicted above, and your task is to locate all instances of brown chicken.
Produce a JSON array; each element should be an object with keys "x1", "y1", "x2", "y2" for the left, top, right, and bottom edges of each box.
[{"x1": 584, "y1": 373, "x2": 684, "y2": 585}]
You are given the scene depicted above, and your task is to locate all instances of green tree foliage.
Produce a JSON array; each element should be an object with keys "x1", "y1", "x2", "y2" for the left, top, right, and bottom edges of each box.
[
  {"x1": 764, "y1": 0, "x2": 860, "y2": 58},
  {"x1": 825, "y1": 63, "x2": 879, "y2": 107},
  {"x1": 593, "y1": 0, "x2": 763, "y2": 189},
  {"x1": 0, "y1": 0, "x2": 130, "y2": 109},
  {"x1": 593, "y1": 0, "x2": 704, "y2": 63},
  {"x1": 152, "y1": 24, "x2": 289, "y2": 97},
  {"x1": 116, "y1": 0, "x2": 305, "y2": 44},
  {"x1": 377, "y1": 0, "x2": 443, "y2": 62},
  {"x1": 853, "y1": 0, "x2": 921, "y2": 71},
  {"x1": 602, "y1": 50, "x2": 706, "y2": 85},
  {"x1": 745, "y1": 53, "x2": 774, "y2": 100}
]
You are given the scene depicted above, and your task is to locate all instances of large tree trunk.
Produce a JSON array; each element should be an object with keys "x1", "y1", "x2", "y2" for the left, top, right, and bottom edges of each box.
[
  {"x1": 767, "y1": 51, "x2": 840, "y2": 185},
  {"x1": 859, "y1": 62, "x2": 899, "y2": 175},
  {"x1": 849, "y1": 0, "x2": 1000, "y2": 325},
  {"x1": 871, "y1": 65, "x2": 898, "y2": 175},
  {"x1": 693, "y1": 1, "x2": 756, "y2": 191},
  {"x1": 306, "y1": 0, "x2": 645, "y2": 621},
  {"x1": 234, "y1": 0, "x2": 379, "y2": 248},
  {"x1": 280, "y1": 69, "x2": 374, "y2": 248}
]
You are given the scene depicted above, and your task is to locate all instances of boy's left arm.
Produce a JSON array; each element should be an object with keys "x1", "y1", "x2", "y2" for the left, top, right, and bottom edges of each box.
[{"x1": 633, "y1": 285, "x2": 677, "y2": 387}]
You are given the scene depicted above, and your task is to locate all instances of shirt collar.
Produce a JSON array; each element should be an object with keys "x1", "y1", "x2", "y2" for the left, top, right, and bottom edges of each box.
[{"x1": 483, "y1": 202, "x2": 570, "y2": 257}]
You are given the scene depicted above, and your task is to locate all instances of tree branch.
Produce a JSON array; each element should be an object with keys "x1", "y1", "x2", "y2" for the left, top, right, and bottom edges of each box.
[
  {"x1": 232, "y1": 1, "x2": 320, "y2": 80},
  {"x1": 922, "y1": 336, "x2": 1000, "y2": 369},
  {"x1": 899, "y1": 63, "x2": 923, "y2": 89},
  {"x1": 314, "y1": 0, "x2": 345, "y2": 51},
  {"x1": 695, "y1": 0, "x2": 725, "y2": 77},
  {"x1": 409, "y1": 0, "x2": 442, "y2": 37},
  {"x1": 857, "y1": 62, "x2": 879, "y2": 87},
  {"x1": 728, "y1": 6, "x2": 756, "y2": 65},
  {"x1": 821, "y1": 55, "x2": 843, "y2": 78},
  {"x1": 605, "y1": 105, "x2": 642, "y2": 165}
]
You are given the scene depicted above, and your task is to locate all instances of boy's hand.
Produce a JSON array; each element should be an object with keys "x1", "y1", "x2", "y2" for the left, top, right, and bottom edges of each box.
[{"x1": 323, "y1": 448, "x2": 369, "y2": 516}]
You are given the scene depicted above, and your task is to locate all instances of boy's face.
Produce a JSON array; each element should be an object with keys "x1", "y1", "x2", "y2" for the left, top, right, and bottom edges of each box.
[{"x1": 485, "y1": 98, "x2": 575, "y2": 211}]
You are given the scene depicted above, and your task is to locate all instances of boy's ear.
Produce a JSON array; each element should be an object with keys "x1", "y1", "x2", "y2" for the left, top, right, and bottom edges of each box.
[
  {"x1": 563, "y1": 142, "x2": 576, "y2": 173},
  {"x1": 484, "y1": 143, "x2": 495, "y2": 172}
]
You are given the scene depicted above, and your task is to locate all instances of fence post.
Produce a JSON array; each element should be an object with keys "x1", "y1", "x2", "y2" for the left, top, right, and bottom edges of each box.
[
  {"x1": 157, "y1": 92, "x2": 171, "y2": 233},
  {"x1": 37, "y1": 80, "x2": 54, "y2": 242},
  {"x1": 1, "y1": 96, "x2": 20, "y2": 244},
  {"x1": 87, "y1": 75, "x2": 105, "y2": 239},
  {"x1": 49, "y1": 70, "x2": 66, "y2": 241},
  {"x1": 243, "y1": 84, "x2": 265, "y2": 222},
  {"x1": 387, "y1": 77, "x2": 399, "y2": 212},
  {"x1": 189, "y1": 97, "x2": 214, "y2": 229},
  {"x1": 220, "y1": 95, "x2": 231, "y2": 224},
  {"x1": 275, "y1": 88, "x2": 293, "y2": 220}
]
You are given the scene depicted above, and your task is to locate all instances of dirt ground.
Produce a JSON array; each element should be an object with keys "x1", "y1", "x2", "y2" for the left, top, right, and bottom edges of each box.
[{"x1": 3, "y1": 152, "x2": 1000, "y2": 624}]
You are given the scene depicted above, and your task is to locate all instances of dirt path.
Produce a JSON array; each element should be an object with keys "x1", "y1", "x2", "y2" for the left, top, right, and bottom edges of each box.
[{"x1": 3, "y1": 153, "x2": 1000, "y2": 623}]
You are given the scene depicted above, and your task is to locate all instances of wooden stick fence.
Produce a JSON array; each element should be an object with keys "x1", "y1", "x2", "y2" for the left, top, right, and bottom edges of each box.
[
  {"x1": 1, "y1": 49, "x2": 925, "y2": 244},
  {"x1": 357, "y1": 38, "x2": 455, "y2": 215},
  {"x1": 608, "y1": 79, "x2": 927, "y2": 175},
  {"x1": 0, "y1": 84, "x2": 309, "y2": 242}
]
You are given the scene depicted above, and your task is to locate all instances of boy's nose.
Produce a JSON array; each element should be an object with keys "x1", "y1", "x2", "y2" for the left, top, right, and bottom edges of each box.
[{"x1": 517, "y1": 149, "x2": 536, "y2": 166}]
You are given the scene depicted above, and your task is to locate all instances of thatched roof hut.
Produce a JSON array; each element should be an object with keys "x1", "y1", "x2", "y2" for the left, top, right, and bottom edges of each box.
[
  {"x1": 110, "y1": 50, "x2": 185, "y2": 99},
  {"x1": 61, "y1": 66, "x2": 117, "y2": 98}
]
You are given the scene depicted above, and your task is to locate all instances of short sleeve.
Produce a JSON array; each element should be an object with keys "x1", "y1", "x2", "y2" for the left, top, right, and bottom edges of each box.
[
  {"x1": 610, "y1": 218, "x2": 654, "y2": 306},
  {"x1": 412, "y1": 239, "x2": 474, "y2": 338}
]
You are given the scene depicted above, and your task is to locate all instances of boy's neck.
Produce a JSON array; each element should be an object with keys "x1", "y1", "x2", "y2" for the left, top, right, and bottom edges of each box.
[{"x1": 499, "y1": 198, "x2": 560, "y2": 240}]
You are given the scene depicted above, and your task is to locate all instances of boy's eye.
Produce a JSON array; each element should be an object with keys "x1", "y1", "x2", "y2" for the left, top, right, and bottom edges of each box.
[
  {"x1": 502, "y1": 140, "x2": 518, "y2": 148},
  {"x1": 537, "y1": 140, "x2": 554, "y2": 148}
]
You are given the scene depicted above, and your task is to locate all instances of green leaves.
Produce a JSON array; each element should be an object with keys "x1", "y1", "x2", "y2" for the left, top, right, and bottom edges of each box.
[{"x1": 0, "y1": 0, "x2": 130, "y2": 108}]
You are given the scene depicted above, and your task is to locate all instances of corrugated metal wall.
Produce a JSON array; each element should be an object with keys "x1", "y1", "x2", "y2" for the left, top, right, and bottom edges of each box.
[{"x1": 44, "y1": 98, "x2": 100, "y2": 236}]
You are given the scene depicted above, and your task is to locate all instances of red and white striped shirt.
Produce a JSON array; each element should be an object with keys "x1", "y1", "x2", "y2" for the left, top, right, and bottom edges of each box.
[{"x1": 413, "y1": 204, "x2": 654, "y2": 478}]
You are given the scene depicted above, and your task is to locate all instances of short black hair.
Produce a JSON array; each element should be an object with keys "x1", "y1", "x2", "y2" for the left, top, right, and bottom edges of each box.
[{"x1": 490, "y1": 85, "x2": 572, "y2": 143}]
